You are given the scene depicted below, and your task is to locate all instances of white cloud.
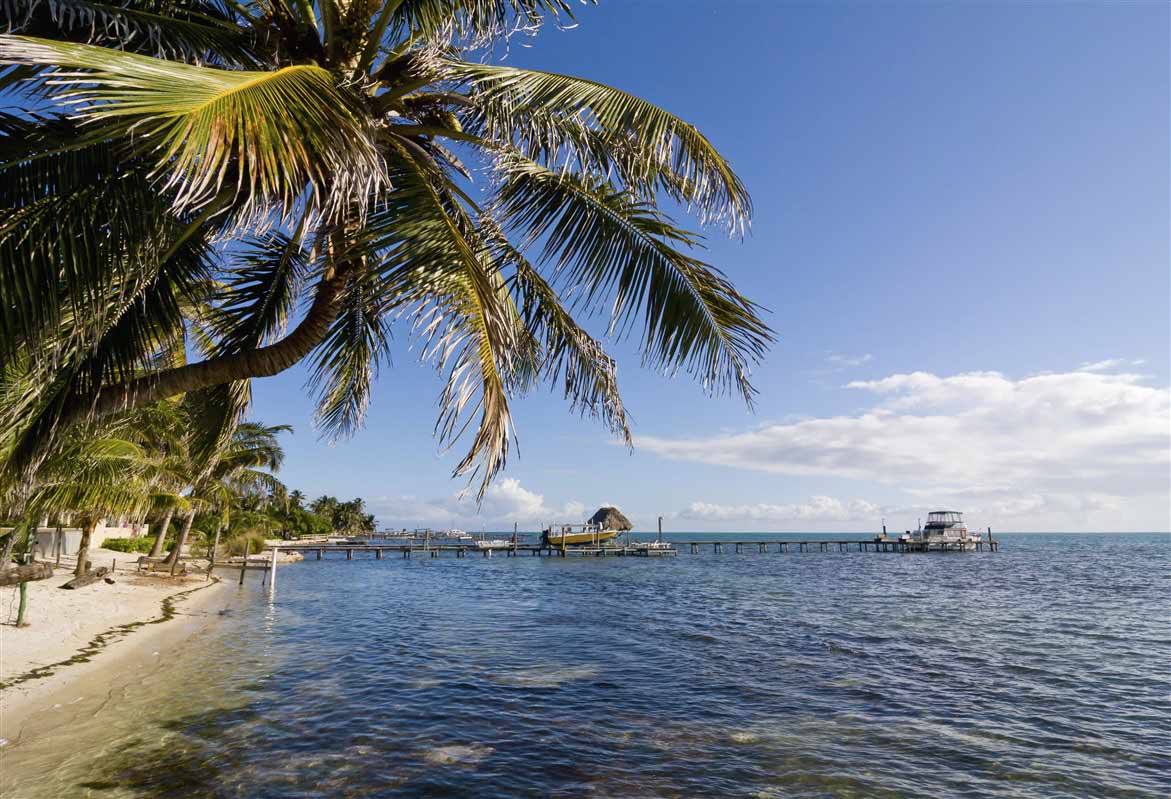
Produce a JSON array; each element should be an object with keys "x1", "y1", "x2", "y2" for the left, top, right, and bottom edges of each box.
[
  {"x1": 682, "y1": 496, "x2": 881, "y2": 523},
  {"x1": 826, "y1": 352, "x2": 873, "y2": 369},
  {"x1": 1078, "y1": 358, "x2": 1146, "y2": 373},
  {"x1": 641, "y1": 366, "x2": 1171, "y2": 530},
  {"x1": 369, "y1": 478, "x2": 586, "y2": 529}
]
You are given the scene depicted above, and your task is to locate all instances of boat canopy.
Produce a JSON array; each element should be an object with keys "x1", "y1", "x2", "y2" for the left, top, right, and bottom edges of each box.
[{"x1": 926, "y1": 511, "x2": 964, "y2": 525}]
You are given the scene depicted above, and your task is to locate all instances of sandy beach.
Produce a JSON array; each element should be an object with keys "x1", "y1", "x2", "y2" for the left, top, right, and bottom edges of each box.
[{"x1": 0, "y1": 548, "x2": 234, "y2": 744}]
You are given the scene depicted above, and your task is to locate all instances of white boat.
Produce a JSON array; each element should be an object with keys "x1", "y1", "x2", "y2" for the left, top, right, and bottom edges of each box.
[
  {"x1": 630, "y1": 540, "x2": 675, "y2": 552},
  {"x1": 474, "y1": 539, "x2": 513, "y2": 550},
  {"x1": 908, "y1": 511, "x2": 982, "y2": 551},
  {"x1": 443, "y1": 528, "x2": 473, "y2": 541}
]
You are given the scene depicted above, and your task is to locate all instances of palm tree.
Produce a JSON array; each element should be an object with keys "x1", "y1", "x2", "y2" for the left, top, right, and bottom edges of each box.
[
  {"x1": 0, "y1": 1, "x2": 772, "y2": 496},
  {"x1": 1, "y1": 418, "x2": 186, "y2": 577},
  {"x1": 163, "y1": 420, "x2": 288, "y2": 572},
  {"x1": 288, "y1": 490, "x2": 306, "y2": 511}
]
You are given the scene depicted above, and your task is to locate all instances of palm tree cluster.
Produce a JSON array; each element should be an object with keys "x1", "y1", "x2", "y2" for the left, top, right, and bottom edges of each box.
[
  {"x1": 306, "y1": 495, "x2": 376, "y2": 536},
  {"x1": 0, "y1": 394, "x2": 288, "y2": 578},
  {"x1": 0, "y1": 0, "x2": 771, "y2": 500}
]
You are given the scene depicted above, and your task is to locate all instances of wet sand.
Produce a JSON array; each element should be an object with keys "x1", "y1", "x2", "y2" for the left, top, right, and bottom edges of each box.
[{"x1": 0, "y1": 551, "x2": 233, "y2": 745}]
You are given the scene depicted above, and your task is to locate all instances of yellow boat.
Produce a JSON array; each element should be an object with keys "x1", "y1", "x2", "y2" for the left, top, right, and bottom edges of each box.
[{"x1": 541, "y1": 523, "x2": 618, "y2": 548}]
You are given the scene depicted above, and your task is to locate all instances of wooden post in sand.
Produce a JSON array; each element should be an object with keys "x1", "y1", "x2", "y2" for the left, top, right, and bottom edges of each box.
[
  {"x1": 207, "y1": 523, "x2": 221, "y2": 581},
  {"x1": 239, "y1": 539, "x2": 250, "y2": 585}
]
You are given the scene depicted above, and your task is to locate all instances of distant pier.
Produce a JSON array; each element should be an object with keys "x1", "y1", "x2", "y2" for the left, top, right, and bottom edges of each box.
[
  {"x1": 276, "y1": 543, "x2": 678, "y2": 559},
  {"x1": 678, "y1": 538, "x2": 998, "y2": 554},
  {"x1": 273, "y1": 536, "x2": 997, "y2": 560}
]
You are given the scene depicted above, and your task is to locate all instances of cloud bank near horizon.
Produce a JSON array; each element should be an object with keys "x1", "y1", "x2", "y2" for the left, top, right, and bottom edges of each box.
[
  {"x1": 362, "y1": 366, "x2": 1168, "y2": 532},
  {"x1": 641, "y1": 366, "x2": 1170, "y2": 531}
]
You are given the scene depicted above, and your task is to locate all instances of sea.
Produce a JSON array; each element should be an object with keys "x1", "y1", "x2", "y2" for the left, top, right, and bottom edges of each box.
[{"x1": 2, "y1": 532, "x2": 1168, "y2": 798}]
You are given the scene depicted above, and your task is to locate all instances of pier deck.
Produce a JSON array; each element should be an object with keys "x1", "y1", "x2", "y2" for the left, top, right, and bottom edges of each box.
[{"x1": 273, "y1": 538, "x2": 996, "y2": 559}]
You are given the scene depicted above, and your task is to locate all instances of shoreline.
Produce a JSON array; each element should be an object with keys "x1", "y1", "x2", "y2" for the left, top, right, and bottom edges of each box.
[{"x1": 0, "y1": 554, "x2": 234, "y2": 745}]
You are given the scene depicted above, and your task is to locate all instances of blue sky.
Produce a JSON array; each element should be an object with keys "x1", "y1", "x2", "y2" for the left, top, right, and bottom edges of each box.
[{"x1": 251, "y1": 1, "x2": 1170, "y2": 532}]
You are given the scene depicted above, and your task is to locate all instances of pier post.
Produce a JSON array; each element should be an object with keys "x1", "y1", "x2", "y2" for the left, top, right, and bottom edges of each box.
[
  {"x1": 346, "y1": 548, "x2": 353, "y2": 560},
  {"x1": 735, "y1": 543, "x2": 742, "y2": 553},
  {"x1": 238, "y1": 539, "x2": 249, "y2": 585},
  {"x1": 268, "y1": 547, "x2": 277, "y2": 597},
  {"x1": 317, "y1": 548, "x2": 323, "y2": 560},
  {"x1": 376, "y1": 549, "x2": 383, "y2": 560}
]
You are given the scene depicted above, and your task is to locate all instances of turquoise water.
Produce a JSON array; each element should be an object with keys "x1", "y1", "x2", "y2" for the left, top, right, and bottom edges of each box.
[{"x1": 4, "y1": 533, "x2": 1169, "y2": 797}]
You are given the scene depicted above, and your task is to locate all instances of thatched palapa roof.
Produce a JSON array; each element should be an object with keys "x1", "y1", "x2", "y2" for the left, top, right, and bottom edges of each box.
[{"x1": 589, "y1": 506, "x2": 632, "y2": 531}]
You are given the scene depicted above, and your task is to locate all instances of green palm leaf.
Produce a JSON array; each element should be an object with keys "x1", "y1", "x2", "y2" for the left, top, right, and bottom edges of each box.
[
  {"x1": 309, "y1": 270, "x2": 393, "y2": 436},
  {"x1": 493, "y1": 155, "x2": 772, "y2": 403},
  {"x1": 1, "y1": 0, "x2": 257, "y2": 64},
  {"x1": 447, "y1": 59, "x2": 751, "y2": 230},
  {"x1": 206, "y1": 232, "x2": 310, "y2": 357},
  {"x1": 360, "y1": 146, "x2": 518, "y2": 496},
  {"x1": 386, "y1": 0, "x2": 578, "y2": 48},
  {"x1": 484, "y1": 226, "x2": 631, "y2": 444},
  {"x1": 0, "y1": 35, "x2": 384, "y2": 219}
]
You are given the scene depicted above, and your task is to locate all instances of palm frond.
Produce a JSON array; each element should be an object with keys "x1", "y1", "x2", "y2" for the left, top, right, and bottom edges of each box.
[
  {"x1": 0, "y1": 0, "x2": 257, "y2": 64},
  {"x1": 485, "y1": 225, "x2": 631, "y2": 444},
  {"x1": 360, "y1": 147, "x2": 517, "y2": 497},
  {"x1": 0, "y1": 35, "x2": 385, "y2": 220},
  {"x1": 385, "y1": 0, "x2": 578, "y2": 49},
  {"x1": 492, "y1": 155, "x2": 772, "y2": 403},
  {"x1": 309, "y1": 269, "x2": 393, "y2": 437},
  {"x1": 205, "y1": 231, "x2": 309, "y2": 357},
  {"x1": 0, "y1": 221, "x2": 216, "y2": 478},
  {"x1": 0, "y1": 116, "x2": 189, "y2": 366},
  {"x1": 447, "y1": 59, "x2": 751, "y2": 231}
]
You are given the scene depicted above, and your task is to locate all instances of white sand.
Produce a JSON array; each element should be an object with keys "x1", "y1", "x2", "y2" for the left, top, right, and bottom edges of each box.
[{"x1": 0, "y1": 547, "x2": 232, "y2": 743}]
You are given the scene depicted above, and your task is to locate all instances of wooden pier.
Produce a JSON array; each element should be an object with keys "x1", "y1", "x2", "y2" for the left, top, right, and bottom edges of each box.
[
  {"x1": 273, "y1": 537, "x2": 996, "y2": 560},
  {"x1": 677, "y1": 538, "x2": 998, "y2": 554},
  {"x1": 276, "y1": 543, "x2": 678, "y2": 559}
]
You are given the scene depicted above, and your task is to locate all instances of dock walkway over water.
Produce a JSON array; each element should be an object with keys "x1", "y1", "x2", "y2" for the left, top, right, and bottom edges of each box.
[
  {"x1": 679, "y1": 538, "x2": 998, "y2": 553},
  {"x1": 274, "y1": 537, "x2": 997, "y2": 559},
  {"x1": 277, "y1": 543, "x2": 678, "y2": 559}
]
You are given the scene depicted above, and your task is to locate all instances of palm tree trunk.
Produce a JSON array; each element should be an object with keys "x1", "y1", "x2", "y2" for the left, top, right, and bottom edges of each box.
[
  {"x1": 0, "y1": 532, "x2": 17, "y2": 569},
  {"x1": 68, "y1": 266, "x2": 354, "y2": 425},
  {"x1": 207, "y1": 520, "x2": 222, "y2": 580},
  {"x1": 149, "y1": 507, "x2": 175, "y2": 558},
  {"x1": 75, "y1": 520, "x2": 96, "y2": 578},
  {"x1": 166, "y1": 510, "x2": 196, "y2": 574}
]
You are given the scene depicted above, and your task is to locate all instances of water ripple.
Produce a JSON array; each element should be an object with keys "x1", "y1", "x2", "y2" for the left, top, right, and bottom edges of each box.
[{"x1": 2, "y1": 533, "x2": 1169, "y2": 798}]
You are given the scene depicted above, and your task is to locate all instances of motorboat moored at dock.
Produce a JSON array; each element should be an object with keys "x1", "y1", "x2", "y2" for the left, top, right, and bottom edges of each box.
[
  {"x1": 541, "y1": 522, "x2": 618, "y2": 548},
  {"x1": 901, "y1": 511, "x2": 983, "y2": 551}
]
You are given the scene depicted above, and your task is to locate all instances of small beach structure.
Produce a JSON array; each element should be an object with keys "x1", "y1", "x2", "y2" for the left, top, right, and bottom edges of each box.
[{"x1": 588, "y1": 507, "x2": 633, "y2": 532}]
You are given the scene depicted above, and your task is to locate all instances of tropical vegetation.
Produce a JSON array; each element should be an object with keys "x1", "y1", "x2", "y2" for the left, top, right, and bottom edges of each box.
[{"x1": 0, "y1": 0, "x2": 770, "y2": 505}]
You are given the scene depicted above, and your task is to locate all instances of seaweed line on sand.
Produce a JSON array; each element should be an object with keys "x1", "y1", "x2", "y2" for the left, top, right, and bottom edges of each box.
[{"x1": 0, "y1": 577, "x2": 222, "y2": 691}]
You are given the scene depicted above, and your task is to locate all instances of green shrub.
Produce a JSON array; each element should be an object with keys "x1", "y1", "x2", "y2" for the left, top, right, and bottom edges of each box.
[
  {"x1": 102, "y1": 537, "x2": 157, "y2": 553},
  {"x1": 225, "y1": 532, "x2": 268, "y2": 557}
]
